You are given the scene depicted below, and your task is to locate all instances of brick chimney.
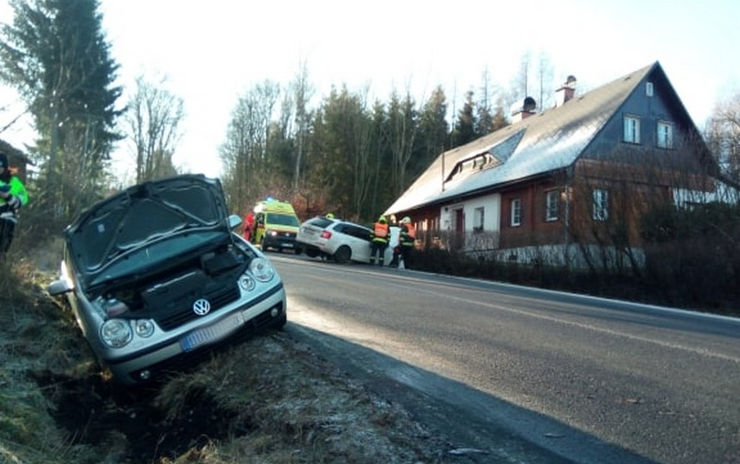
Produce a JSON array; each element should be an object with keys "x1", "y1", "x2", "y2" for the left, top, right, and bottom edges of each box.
[
  {"x1": 510, "y1": 96, "x2": 537, "y2": 123},
  {"x1": 555, "y1": 75, "x2": 577, "y2": 107}
]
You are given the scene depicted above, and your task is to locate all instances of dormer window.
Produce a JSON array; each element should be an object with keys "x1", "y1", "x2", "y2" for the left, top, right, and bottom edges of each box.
[{"x1": 445, "y1": 153, "x2": 498, "y2": 182}]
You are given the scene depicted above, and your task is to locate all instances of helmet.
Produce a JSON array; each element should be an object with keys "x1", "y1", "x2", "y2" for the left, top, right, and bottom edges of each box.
[
  {"x1": 378, "y1": 215, "x2": 387, "y2": 223},
  {"x1": 401, "y1": 216, "x2": 411, "y2": 224},
  {"x1": 326, "y1": 213, "x2": 335, "y2": 219}
]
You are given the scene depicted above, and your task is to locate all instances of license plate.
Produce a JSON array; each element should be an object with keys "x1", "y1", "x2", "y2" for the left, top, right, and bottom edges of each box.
[{"x1": 180, "y1": 312, "x2": 244, "y2": 352}]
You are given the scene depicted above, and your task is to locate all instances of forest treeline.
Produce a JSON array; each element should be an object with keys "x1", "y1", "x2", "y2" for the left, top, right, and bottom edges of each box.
[
  {"x1": 219, "y1": 71, "x2": 511, "y2": 223},
  {"x1": 0, "y1": 0, "x2": 549, "y2": 231},
  {"x1": 1, "y1": 1, "x2": 738, "y2": 234}
]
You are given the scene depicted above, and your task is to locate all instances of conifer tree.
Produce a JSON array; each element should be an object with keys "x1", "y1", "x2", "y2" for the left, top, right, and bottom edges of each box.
[
  {"x1": 0, "y1": 0, "x2": 122, "y2": 221},
  {"x1": 450, "y1": 90, "x2": 476, "y2": 148}
]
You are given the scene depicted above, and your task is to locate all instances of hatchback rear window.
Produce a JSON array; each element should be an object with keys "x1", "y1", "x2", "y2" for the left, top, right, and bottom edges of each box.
[{"x1": 308, "y1": 217, "x2": 333, "y2": 228}]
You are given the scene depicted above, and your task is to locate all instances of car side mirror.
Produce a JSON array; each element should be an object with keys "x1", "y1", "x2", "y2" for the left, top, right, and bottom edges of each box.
[
  {"x1": 48, "y1": 279, "x2": 73, "y2": 296},
  {"x1": 228, "y1": 214, "x2": 242, "y2": 230}
]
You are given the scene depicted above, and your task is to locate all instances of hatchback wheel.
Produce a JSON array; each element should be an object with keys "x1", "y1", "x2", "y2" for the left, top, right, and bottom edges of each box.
[
  {"x1": 305, "y1": 248, "x2": 319, "y2": 258},
  {"x1": 333, "y1": 245, "x2": 351, "y2": 264}
]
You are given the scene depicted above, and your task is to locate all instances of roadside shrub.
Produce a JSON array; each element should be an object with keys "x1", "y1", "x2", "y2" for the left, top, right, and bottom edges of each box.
[{"x1": 640, "y1": 202, "x2": 740, "y2": 315}]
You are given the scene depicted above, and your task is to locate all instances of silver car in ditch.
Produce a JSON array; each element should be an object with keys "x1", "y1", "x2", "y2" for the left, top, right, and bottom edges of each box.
[{"x1": 48, "y1": 174, "x2": 286, "y2": 385}]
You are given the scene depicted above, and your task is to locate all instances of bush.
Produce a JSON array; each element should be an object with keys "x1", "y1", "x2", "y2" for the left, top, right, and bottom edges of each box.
[{"x1": 640, "y1": 202, "x2": 740, "y2": 314}]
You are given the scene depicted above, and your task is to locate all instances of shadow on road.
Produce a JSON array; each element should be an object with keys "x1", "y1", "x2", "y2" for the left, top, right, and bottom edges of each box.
[{"x1": 287, "y1": 322, "x2": 658, "y2": 464}]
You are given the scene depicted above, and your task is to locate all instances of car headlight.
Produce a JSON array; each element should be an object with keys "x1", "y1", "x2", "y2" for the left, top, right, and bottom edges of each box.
[
  {"x1": 100, "y1": 319, "x2": 133, "y2": 348},
  {"x1": 268, "y1": 230, "x2": 278, "y2": 236},
  {"x1": 134, "y1": 319, "x2": 155, "y2": 338},
  {"x1": 249, "y1": 257, "x2": 275, "y2": 282},
  {"x1": 239, "y1": 274, "x2": 256, "y2": 292}
]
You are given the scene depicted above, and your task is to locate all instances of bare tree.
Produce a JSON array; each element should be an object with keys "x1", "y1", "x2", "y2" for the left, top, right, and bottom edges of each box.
[
  {"x1": 536, "y1": 52, "x2": 554, "y2": 110},
  {"x1": 387, "y1": 89, "x2": 419, "y2": 196},
  {"x1": 291, "y1": 61, "x2": 314, "y2": 190},
  {"x1": 125, "y1": 76, "x2": 184, "y2": 183},
  {"x1": 517, "y1": 51, "x2": 531, "y2": 98},
  {"x1": 220, "y1": 81, "x2": 280, "y2": 214},
  {"x1": 568, "y1": 137, "x2": 717, "y2": 276},
  {"x1": 705, "y1": 92, "x2": 740, "y2": 183}
]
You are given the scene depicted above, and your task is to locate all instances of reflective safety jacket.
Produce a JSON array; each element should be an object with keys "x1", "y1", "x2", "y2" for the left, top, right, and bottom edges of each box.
[
  {"x1": 372, "y1": 221, "x2": 389, "y2": 244},
  {"x1": 0, "y1": 176, "x2": 28, "y2": 212},
  {"x1": 399, "y1": 224, "x2": 414, "y2": 247},
  {"x1": 405, "y1": 223, "x2": 416, "y2": 240}
]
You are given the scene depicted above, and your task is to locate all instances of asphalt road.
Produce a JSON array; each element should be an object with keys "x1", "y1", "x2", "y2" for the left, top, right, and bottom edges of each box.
[{"x1": 270, "y1": 253, "x2": 740, "y2": 464}]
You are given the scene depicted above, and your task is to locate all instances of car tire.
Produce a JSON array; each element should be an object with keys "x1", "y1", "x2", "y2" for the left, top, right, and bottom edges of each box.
[
  {"x1": 334, "y1": 245, "x2": 351, "y2": 264},
  {"x1": 305, "y1": 248, "x2": 319, "y2": 258}
]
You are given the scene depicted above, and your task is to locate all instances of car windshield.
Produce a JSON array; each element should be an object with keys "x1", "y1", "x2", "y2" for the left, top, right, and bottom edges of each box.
[{"x1": 267, "y1": 213, "x2": 300, "y2": 227}]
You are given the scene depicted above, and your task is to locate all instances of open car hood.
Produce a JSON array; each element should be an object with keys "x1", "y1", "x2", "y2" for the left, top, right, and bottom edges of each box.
[{"x1": 66, "y1": 174, "x2": 231, "y2": 286}]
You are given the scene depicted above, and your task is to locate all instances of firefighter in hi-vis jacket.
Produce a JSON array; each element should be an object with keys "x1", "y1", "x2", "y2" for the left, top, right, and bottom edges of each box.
[
  {"x1": 369, "y1": 215, "x2": 390, "y2": 266},
  {"x1": 396, "y1": 216, "x2": 415, "y2": 269}
]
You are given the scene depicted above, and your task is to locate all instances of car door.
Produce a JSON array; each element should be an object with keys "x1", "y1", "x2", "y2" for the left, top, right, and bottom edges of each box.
[{"x1": 342, "y1": 224, "x2": 372, "y2": 263}]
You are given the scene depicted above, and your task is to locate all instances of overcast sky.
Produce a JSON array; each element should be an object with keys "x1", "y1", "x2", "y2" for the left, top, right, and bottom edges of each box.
[{"x1": 1, "y1": 0, "x2": 739, "y2": 180}]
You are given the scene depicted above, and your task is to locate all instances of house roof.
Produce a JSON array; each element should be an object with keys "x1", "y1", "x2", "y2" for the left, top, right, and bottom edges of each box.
[
  {"x1": 384, "y1": 62, "x2": 658, "y2": 215},
  {"x1": 0, "y1": 138, "x2": 33, "y2": 165}
]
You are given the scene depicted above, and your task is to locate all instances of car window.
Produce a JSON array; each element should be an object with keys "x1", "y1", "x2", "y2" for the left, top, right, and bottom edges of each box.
[
  {"x1": 344, "y1": 225, "x2": 371, "y2": 241},
  {"x1": 308, "y1": 217, "x2": 332, "y2": 228}
]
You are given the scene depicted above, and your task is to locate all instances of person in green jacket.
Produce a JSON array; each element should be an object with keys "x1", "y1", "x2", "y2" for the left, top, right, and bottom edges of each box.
[{"x1": 0, "y1": 152, "x2": 29, "y2": 253}]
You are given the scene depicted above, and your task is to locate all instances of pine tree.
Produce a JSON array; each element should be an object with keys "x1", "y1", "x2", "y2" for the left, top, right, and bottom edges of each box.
[
  {"x1": 416, "y1": 86, "x2": 448, "y2": 178},
  {"x1": 450, "y1": 91, "x2": 476, "y2": 148},
  {"x1": 0, "y1": 0, "x2": 123, "y2": 222}
]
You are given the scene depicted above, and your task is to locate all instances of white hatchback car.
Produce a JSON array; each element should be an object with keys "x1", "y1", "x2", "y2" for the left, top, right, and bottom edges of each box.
[{"x1": 296, "y1": 216, "x2": 398, "y2": 265}]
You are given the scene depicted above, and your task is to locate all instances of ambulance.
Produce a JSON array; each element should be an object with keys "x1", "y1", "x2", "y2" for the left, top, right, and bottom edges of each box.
[{"x1": 251, "y1": 199, "x2": 302, "y2": 253}]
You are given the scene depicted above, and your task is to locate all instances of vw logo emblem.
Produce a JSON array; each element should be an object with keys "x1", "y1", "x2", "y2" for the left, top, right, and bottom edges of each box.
[{"x1": 192, "y1": 298, "x2": 211, "y2": 316}]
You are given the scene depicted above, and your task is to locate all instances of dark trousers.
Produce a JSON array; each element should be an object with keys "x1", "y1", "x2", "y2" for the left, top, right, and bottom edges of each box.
[
  {"x1": 370, "y1": 241, "x2": 387, "y2": 265},
  {"x1": 399, "y1": 245, "x2": 412, "y2": 268},
  {"x1": 0, "y1": 216, "x2": 16, "y2": 253}
]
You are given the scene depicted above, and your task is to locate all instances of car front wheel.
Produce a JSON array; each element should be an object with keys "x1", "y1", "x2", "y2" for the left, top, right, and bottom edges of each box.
[{"x1": 333, "y1": 245, "x2": 351, "y2": 264}]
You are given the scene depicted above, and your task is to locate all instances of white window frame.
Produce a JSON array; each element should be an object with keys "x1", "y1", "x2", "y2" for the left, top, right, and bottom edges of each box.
[
  {"x1": 511, "y1": 198, "x2": 521, "y2": 227},
  {"x1": 473, "y1": 207, "x2": 484, "y2": 232},
  {"x1": 593, "y1": 189, "x2": 609, "y2": 221},
  {"x1": 657, "y1": 120, "x2": 674, "y2": 149},
  {"x1": 623, "y1": 116, "x2": 641, "y2": 144},
  {"x1": 545, "y1": 190, "x2": 560, "y2": 221}
]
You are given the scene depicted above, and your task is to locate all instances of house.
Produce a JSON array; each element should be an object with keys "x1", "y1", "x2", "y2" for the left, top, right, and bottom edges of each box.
[
  {"x1": 0, "y1": 138, "x2": 32, "y2": 182},
  {"x1": 384, "y1": 62, "x2": 716, "y2": 269}
]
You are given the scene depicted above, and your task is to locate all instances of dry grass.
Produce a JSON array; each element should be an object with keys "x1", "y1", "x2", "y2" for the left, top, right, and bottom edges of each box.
[{"x1": 0, "y1": 244, "x2": 447, "y2": 464}]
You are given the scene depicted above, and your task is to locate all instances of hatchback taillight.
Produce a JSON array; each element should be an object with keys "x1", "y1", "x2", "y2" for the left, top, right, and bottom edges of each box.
[{"x1": 320, "y1": 230, "x2": 332, "y2": 239}]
